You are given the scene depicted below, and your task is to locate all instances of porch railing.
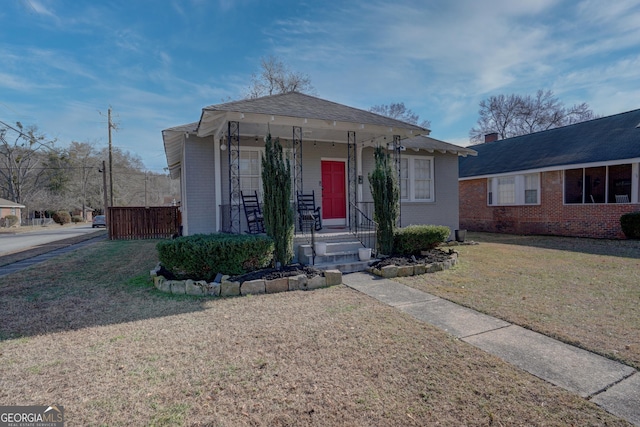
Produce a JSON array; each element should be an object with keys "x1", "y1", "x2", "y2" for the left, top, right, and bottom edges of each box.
[{"x1": 350, "y1": 202, "x2": 377, "y2": 256}]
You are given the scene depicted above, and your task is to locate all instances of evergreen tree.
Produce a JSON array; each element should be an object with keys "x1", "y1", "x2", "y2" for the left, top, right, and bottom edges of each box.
[
  {"x1": 261, "y1": 134, "x2": 294, "y2": 266},
  {"x1": 368, "y1": 146, "x2": 399, "y2": 255}
]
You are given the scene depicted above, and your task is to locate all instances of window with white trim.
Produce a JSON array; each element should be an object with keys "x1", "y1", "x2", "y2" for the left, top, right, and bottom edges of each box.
[
  {"x1": 488, "y1": 173, "x2": 540, "y2": 205},
  {"x1": 400, "y1": 155, "x2": 434, "y2": 202},
  {"x1": 239, "y1": 149, "x2": 263, "y2": 197}
]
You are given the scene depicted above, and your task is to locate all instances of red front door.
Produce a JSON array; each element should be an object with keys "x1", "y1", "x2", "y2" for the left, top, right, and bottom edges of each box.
[{"x1": 321, "y1": 161, "x2": 346, "y2": 219}]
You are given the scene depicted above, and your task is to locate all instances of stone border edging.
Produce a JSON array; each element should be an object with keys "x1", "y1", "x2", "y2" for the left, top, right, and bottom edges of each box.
[
  {"x1": 366, "y1": 251, "x2": 458, "y2": 278},
  {"x1": 150, "y1": 268, "x2": 343, "y2": 297}
]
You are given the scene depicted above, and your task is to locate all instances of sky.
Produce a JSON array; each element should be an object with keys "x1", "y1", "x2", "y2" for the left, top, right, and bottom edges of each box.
[{"x1": 2, "y1": 0, "x2": 640, "y2": 173}]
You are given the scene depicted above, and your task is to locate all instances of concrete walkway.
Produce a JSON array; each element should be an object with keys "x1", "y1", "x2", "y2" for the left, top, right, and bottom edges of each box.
[{"x1": 342, "y1": 272, "x2": 640, "y2": 426}]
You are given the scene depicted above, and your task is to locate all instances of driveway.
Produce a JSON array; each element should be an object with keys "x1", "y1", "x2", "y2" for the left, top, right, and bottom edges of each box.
[{"x1": 0, "y1": 224, "x2": 105, "y2": 256}]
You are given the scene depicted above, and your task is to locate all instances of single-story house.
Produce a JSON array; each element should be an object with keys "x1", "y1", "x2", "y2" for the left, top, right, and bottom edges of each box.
[
  {"x1": 0, "y1": 197, "x2": 25, "y2": 226},
  {"x1": 162, "y1": 92, "x2": 476, "y2": 244},
  {"x1": 459, "y1": 108, "x2": 640, "y2": 239}
]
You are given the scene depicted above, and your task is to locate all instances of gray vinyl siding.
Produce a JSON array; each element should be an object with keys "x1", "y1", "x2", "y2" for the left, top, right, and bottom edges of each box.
[
  {"x1": 360, "y1": 146, "x2": 459, "y2": 238},
  {"x1": 182, "y1": 135, "x2": 216, "y2": 235}
]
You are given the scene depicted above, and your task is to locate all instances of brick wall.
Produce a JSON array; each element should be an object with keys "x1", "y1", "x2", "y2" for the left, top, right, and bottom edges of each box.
[{"x1": 459, "y1": 171, "x2": 639, "y2": 239}]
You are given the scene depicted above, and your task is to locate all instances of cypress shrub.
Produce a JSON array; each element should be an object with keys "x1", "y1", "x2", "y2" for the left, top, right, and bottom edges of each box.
[
  {"x1": 368, "y1": 146, "x2": 399, "y2": 255},
  {"x1": 261, "y1": 133, "x2": 294, "y2": 267}
]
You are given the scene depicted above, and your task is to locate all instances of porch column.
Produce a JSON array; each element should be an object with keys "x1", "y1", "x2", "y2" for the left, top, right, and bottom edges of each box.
[
  {"x1": 292, "y1": 126, "x2": 303, "y2": 196},
  {"x1": 348, "y1": 131, "x2": 357, "y2": 231},
  {"x1": 392, "y1": 134, "x2": 402, "y2": 227},
  {"x1": 227, "y1": 121, "x2": 240, "y2": 233}
]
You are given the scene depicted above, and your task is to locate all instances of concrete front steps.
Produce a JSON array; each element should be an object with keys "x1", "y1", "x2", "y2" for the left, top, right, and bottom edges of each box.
[{"x1": 297, "y1": 240, "x2": 376, "y2": 273}]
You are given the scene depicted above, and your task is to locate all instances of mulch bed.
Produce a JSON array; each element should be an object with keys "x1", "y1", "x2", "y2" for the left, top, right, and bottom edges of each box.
[
  {"x1": 229, "y1": 264, "x2": 322, "y2": 282},
  {"x1": 369, "y1": 249, "x2": 455, "y2": 268}
]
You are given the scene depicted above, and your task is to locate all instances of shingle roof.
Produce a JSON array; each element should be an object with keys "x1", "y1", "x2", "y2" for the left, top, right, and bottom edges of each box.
[
  {"x1": 203, "y1": 91, "x2": 426, "y2": 132},
  {"x1": 402, "y1": 135, "x2": 477, "y2": 157},
  {"x1": 459, "y1": 108, "x2": 640, "y2": 178},
  {"x1": 0, "y1": 197, "x2": 25, "y2": 208}
]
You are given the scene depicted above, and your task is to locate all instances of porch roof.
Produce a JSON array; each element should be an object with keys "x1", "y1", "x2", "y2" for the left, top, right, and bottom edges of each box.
[
  {"x1": 401, "y1": 135, "x2": 477, "y2": 157},
  {"x1": 162, "y1": 92, "x2": 430, "y2": 178}
]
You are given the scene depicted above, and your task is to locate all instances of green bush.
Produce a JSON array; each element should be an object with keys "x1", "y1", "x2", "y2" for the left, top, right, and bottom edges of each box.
[
  {"x1": 393, "y1": 225, "x2": 451, "y2": 255},
  {"x1": 156, "y1": 233, "x2": 274, "y2": 281},
  {"x1": 71, "y1": 215, "x2": 84, "y2": 223},
  {"x1": 620, "y1": 212, "x2": 640, "y2": 239},
  {"x1": 3, "y1": 214, "x2": 19, "y2": 227},
  {"x1": 52, "y1": 211, "x2": 71, "y2": 225}
]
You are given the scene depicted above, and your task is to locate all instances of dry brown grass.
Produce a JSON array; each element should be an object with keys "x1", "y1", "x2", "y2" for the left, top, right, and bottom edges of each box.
[
  {"x1": 398, "y1": 232, "x2": 640, "y2": 370},
  {"x1": 0, "y1": 239, "x2": 632, "y2": 426}
]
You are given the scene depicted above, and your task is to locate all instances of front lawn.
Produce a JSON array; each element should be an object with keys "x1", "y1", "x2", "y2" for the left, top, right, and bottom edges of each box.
[
  {"x1": 0, "y1": 239, "x2": 632, "y2": 425},
  {"x1": 398, "y1": 232, "x2": 640, "y2": 369}
]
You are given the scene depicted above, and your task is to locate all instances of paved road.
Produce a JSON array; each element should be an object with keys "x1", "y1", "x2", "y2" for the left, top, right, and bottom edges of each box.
[{"x1": 0, "y1": 225, "x2": 104, "y2": 256}]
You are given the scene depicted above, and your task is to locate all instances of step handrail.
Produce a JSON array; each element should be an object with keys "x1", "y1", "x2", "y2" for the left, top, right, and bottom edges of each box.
[{"x1": 349, "y1": 202, "x2": 377, "y2": 256}]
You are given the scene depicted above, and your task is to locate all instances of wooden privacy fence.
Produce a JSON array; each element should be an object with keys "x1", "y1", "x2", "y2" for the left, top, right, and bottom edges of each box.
[{"x1": 107, "y1": 206, "x2": 180, "y2": 240}]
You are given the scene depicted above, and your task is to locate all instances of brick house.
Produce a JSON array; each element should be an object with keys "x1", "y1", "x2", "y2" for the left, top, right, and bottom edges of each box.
[
  {"x1": 0, "y1": 197, "x2": 25, "y2": 226},
  {"x1": 459, "y1": 109, "x2": 640, "y2": 239}
]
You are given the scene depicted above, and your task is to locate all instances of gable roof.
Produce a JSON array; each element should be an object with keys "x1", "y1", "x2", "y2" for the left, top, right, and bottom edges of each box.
[
  {"x1": 201, "y1": 92, "x2": 426, "y2": 133},
  {"x1": 163, "y1": 92, "x2": 430, "y2": 178},
  {"x1": 459, "y1": 108, "x2": 640, "y2": 178},
  {"x1": 0, "y1": 198, "x2": 25, "y2": 208}
]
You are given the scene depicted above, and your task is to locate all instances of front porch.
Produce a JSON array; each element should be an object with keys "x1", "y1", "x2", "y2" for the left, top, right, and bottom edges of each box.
[{"x1": 219, "y1": 202, "x2": 378, "y2": 272}]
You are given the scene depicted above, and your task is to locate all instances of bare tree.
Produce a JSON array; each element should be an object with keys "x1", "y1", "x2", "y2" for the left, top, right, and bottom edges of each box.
[
  {"x1": 246, "y1": 56, "x2": 315, "y2": 99},
  {"x1": 369, "y1": 102, "x2": 431, "y2": 129},
  {"x1": 0, "y1": 121, "x2": 56, "y2": 204},
  {"x1": 469, "y1": 90, "x2": 596, "y2": 143}
]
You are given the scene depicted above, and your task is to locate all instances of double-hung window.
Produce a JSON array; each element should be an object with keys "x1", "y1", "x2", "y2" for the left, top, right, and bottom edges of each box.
[
  {"x1": 488, "y1": 173, "x2": 540, "y2": 205},
  {"x1": 399, "y1": 155, "x2": 434, "y2": 202},
  {"x1": 239, "y1": 149, "x2": 262, "y2": 197}
]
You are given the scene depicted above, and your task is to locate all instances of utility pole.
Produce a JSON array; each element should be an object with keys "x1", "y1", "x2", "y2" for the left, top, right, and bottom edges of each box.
[
  {"x1": 108, "y1": 107, "x2": 115, "y2": 207},
  {"x1": 101, "y1": 161, "x2": 108, "y2": 213}
]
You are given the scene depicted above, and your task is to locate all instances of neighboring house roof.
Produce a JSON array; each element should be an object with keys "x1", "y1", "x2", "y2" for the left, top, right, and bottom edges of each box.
[
  {"x1": 459, "y1": 108, "x2": 640, "y2": 178},
  {"x1": 163, "y1": 92, "x2": 431, "y2": 179},
  {"x1": 0, "y1": 198, "x2": 25, "y2": 208},
  {"x1": 402, "y1": 135, "x2": 477, "y2": 157}
]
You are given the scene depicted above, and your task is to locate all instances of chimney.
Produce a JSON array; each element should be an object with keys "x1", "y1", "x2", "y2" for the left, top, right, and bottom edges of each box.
[{"x1": 484, "y1": 132, "x2": 499, "y2": 143}]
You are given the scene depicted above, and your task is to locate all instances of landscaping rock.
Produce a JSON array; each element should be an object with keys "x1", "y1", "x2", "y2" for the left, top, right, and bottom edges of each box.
[
  {"x1": 324, "y1": 270, "x2": 342, "y2": 286},
  {"x1": 397, "y1": 265, "x2": 414, "y2": 277},
  {"x1": 289, "y1": 274, "x2": 308, "y2": 291},
  {"x1": 153, "y1": 275, "x2": 164, "y2": 289},
  {"x1": 185, "y1": 279, "x2": 204, "y2": 296},
  {"x1": 265, "y1": 277, "x2": 289, "y2": 294},
  {"x1": 306, "y1": 275, "x2": 326, "y2": 290},
  {"x1": 170, "y1": 280, "x2": 185, "y2": 295},
  {"x1": 241, "y1": 279, "x2": 266, "y2": 296},
  {"x1": 414, "y1": 264, "x2": 426, "y2": 275},
  {"x1": 207, "y1": 282, "x2": 221, "y2": 297},
  {"x1": 381, "y1": 265, "x2": 398, "y2": 278},
  {"x1": 220, "y1": 280, "x2": 240, "y2": 297}
]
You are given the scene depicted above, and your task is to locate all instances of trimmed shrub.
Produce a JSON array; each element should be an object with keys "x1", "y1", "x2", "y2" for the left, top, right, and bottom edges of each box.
[
  {"x1": 156, "y1": 233, "x2": 274, "y2": 281},
  {"x1": 71, "y1": 215, "x2": 84, "y2": 223},
  {"x1": 620, "y1": 212, "x2": 640, "y2": 239},
  {"x1": 52, "y1": 211, "x2": 71, "y2": 225},
  {"x1": 393, "y1": 225, "x2": 451, "y2": 255},
  {"x1": 3, "y1": 214, "x2": 19, "y2": 227}
]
